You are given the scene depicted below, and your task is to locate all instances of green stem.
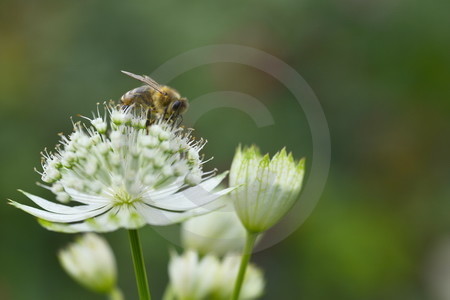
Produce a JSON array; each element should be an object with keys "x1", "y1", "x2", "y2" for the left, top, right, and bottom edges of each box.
[
  {"x1": 231, "y1": 231, "x2": 259, "y2": 300},
  {"x1": 128, "y1": 229, "x2": 151, "y2": 300}
]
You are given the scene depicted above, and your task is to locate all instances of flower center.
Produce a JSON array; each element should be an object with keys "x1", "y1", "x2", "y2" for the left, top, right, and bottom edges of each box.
[{"x1": 113, "y1": 189, "x2": 142, "y2": 205}]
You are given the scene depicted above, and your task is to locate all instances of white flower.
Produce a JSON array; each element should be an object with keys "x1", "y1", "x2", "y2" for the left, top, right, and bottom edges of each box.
[
  {"x1": 169, "y1": 250, "x2": 220, "y2": 300},
  {"x1": 215, "y1": 254, "x2": 264, "y2": 300},
  {"x1": 229, "y1": 146, "x2": 305, "y2": 233},
  {"x1": 181, "y1": 201, "x2": 247, "y2": 255},
  {"x1": 168, "y1": 250, "x2": 264, "y2": 300},
  {"x1": 58, "y1": 233, "x2": 117, "y2": 294},
  {"x1": 10, "y1": 104, "x2": 233, "y2": 232}
]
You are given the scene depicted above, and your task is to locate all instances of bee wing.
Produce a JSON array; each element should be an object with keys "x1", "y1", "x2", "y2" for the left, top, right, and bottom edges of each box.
[{"x1": 121, "y1": 70, "x2": 165, "y2": 94}]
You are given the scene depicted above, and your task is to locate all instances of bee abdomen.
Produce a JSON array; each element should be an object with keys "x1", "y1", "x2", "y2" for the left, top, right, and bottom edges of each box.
[{"x1": 120, "y1": 86, "x2": 154, "y2": 106}]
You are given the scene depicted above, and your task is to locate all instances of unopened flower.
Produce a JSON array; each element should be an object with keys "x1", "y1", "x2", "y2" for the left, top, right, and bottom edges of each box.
[
  {"x1": 181, "y1": 201, "x2": 247, "y2": 255},
  {"x1": 10, "y1": 104, "x2": 233, "y2": 232},
  {"x1": 168, "y1": 250, "x2": 264, "y2": 300},
  {"x1": 229, "y1": 146, "x2": 305, "y2": 233},
  {"x1": 58, "y1": 233, "x2": 117, "y2": 294}
]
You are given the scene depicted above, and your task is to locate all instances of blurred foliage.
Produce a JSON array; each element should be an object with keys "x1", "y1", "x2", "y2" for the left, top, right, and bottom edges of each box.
[{"x1": 1, "y1": 0, "x2": 449, "y2": 299}]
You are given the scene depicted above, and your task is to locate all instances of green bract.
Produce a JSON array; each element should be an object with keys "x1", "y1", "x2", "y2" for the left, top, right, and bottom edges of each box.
[{"x1": 229, "y1": 146, "x2": 305, "y2": 233}]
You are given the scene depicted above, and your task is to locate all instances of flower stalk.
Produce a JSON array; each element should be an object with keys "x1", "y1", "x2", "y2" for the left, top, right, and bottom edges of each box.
[
  {"x1": 231, "y1": 231, "x2": 259, "y2": 300},
  {"x1": 128, "y1": 229, "x2": 151, "y2": 300}
]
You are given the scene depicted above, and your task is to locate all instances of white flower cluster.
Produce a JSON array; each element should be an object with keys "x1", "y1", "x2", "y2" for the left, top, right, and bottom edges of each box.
[
  {"x1": 10, "y1": 104, "x2": 233, "y2": 232},
  {"x1": 169, "y1": 250, "x2": 264, "y2": 300}
]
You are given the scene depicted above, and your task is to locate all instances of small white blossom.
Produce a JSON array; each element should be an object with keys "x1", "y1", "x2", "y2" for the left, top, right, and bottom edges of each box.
[
  {"x1": 169, "y1": 250, "x2": 264, "y2": 300},
  {"x1": 10, "y1": 104, "x2": 233, "y2": 232},
  {"x1": 169, "y1": 250, "x2": 220, "y2": 300},
  {"x1": 181, "y1": 201, "x2": 247, "y2": 255},
  {"x1": 215, "y1": 254, "x2": 264, "y2": 300},
  {"x1": 229, "y1": 146, "x2": 305, "y2": 233},
  {"x1": 58, "y1": 233, "x2": 117, "y2": 294}
]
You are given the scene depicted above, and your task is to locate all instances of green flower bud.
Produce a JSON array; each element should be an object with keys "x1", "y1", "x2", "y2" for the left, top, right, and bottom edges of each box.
[
  {"x1": 58, "y1": 233, "x2": 117, "y2": 294},
  {"x1": 229, "y1": 146, "x2": 305, "y2": 233}
]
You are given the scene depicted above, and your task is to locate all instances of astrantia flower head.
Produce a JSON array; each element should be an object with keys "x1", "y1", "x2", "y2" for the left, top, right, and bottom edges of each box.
[
  {"x1": 169, "y1": 250, "x2": 220, "y2": 300},
  {"x1": 10, "y1": 104, "x2": 233, "y2": 232},
  {"x1": 58, "y1": 233, "x2": 117, "y2": 294},
  {"x1": 168, "y1": 250, "x2": 264, "y2": 300},
  {"x1": 229, "y1": 145, "x2": 305, "y2": 233}
]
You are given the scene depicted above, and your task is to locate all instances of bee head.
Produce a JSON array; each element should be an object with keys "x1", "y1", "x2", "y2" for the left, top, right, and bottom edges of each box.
[{"x1": 170, "y1": 98, "x2": 189, "y2": 115}]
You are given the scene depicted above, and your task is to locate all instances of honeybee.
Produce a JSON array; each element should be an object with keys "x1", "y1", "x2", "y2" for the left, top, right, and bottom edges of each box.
[{"x1": 120, "y1": 70, "x2": 189, "y2": 123}]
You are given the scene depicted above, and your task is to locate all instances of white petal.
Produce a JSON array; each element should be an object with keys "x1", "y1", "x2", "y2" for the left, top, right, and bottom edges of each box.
[
  {"x1": 40, "y1": 207, "x2": 122, "y2": 233},
  {"x1": 136, "y1": 202, "x2": 222, "y2": 226},
  {"x1": 18, "y1": 190, "x2": 106, "y2": 214},
  {"x1": 64, "y1": 188, "x2": 111, "y2": 204},
  {"x1": 10, "y1": 201, "x2": 112, "y2": 223},
  {"x1": 143, "y1": 177, "x2": 185, "y2": 200},
  {"x1": 198, "y1": 172, "x2": 229, "y2": 192},
  {"x1": 135, "y1": 202, "x2": 186, "y2": 225},
  {"x1": 144, "y1": 186, "x2": 235, "y2": 211},
  {"x1": 39, "y1": 220, "x2": 84, "y2": 233}
]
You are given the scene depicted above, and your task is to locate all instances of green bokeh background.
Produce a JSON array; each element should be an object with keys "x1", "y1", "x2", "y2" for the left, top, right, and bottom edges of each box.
[{"x1": 1, "y1": 0, "x2": 449, "y2": 299}]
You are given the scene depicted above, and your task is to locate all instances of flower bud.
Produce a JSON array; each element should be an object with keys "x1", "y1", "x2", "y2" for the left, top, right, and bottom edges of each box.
[
  {"x1": 58, "y1": 233, "x2": 117, "y2": 294},
  {"x1": 229, "y1": 146, "x2": 305, "y2": 233}
]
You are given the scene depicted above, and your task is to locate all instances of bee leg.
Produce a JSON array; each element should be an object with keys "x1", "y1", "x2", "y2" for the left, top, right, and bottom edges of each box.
[
  {"x1": 163, "y1": 107, "x2": 169, "y2": 121},
  {"x1": 170, "y1": 114, "x2": 183, "y2": 129},
  {"x1": 121, "y1": 104, "x2": 129, "y2": 110},
  {"x1": 175, "y1": 114, "x2": 183, "y2": 126},
  {"x1": 146, "y1": 110, "x2": 155, "y2": 127}
]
